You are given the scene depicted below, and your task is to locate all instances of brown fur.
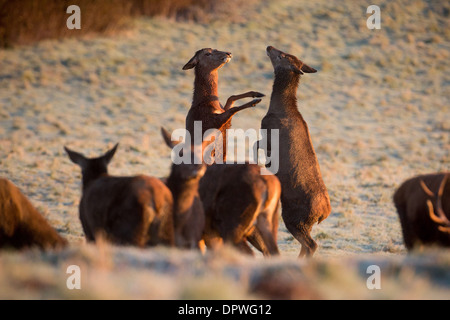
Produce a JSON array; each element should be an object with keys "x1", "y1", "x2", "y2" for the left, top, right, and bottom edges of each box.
[
  {"x1": 183, "y1": 48, "x2": 264, "y2": 162},
  {"x1": 0, "y1": 178, "x2": 67, "y2": 250},
  {"x1": 162, "y1": 127, "x2": 281, "y2": 256},
  {"x1": 393, "y1": 172, "x2": 450, "y2": 250},
  {"x1": 199, "y1": 164, "x2": 281, "y2": 256},
  {"x1": 161, "y1": 128, "x2": 209, "y2": 249},
  {"x1": 248, "y1": 172, "x2": 281, "y2": 256},
  {"x1": 65, "y1": 144, "x2": 174, "y2": 247},
  {"x1": 165, "y1": 157, "x2": 206, "y2": 249},
  {"x1": 261, "y1": 46, "x2": 331, "y2": 257}
]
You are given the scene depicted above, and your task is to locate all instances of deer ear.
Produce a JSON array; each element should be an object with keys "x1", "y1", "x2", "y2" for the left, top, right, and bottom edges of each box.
[
  {"x1": 301, "y1": 63, "x2": 317, "y2": 73},
  {"x1": 102, "y1": 143, "x2": 118, "y2": 165},
  {"x1": 64, "y1": 146, "x2": 87, "y2": 168},
  {"x1": 161, "y1": 127, "x2": 182, "y2": 148},
  {"x1": 290, "y1": 65, "x2": 304, "y2": 75},
  {"x1": 182, "y1": 55, "x2": 198, "y2": 70}
]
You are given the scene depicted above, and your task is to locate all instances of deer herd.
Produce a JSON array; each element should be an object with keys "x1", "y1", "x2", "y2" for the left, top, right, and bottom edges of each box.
[{"x1": 0, "y1": 46, "x2": 449, "y2": 258}]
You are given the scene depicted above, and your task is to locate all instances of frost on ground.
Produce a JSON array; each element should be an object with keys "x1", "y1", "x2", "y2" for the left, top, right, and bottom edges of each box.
[
  {"x1": 0, "y1": 245, "x2": 449, "y2": 299},
  {"x1": 0, "y1": 0, "x2": 449, "y2": 299}
]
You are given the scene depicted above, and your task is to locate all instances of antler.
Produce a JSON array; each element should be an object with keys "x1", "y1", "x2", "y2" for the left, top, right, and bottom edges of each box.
[
  {"x1": 423, "y1": 174, "x2": 450, "y2": 233},
  {"x1": 420, "y1": 180, "x2": 435, "y2": 197}
]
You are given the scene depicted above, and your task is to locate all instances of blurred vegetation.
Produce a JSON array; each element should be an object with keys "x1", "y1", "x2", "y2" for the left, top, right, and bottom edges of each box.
[{"x1": 0, "y1": 0, "x2": 245, "y2": 47}]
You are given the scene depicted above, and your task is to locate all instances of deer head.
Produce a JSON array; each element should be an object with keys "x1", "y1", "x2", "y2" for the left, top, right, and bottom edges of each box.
[
  {"x1": 161, "y1": 127, "x2": 208, "y2": 184},
  {"x1": 64, "y1": 143, "x2": 119, "y2": 190},
  {"x1": 182, "y1": 48, "x2": 232, "y2": 72},
  {"x1": 266, "y1": 46, "x2": 316, "y2": 75}
]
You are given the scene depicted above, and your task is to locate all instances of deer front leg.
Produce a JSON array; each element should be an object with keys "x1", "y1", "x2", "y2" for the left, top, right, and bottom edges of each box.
[
  {"x1": 214, "y1": 99, "x2": 262, "y2": 127},
  {"x1": 223, "y1": 91, "x2": 265, "y2": 111}
]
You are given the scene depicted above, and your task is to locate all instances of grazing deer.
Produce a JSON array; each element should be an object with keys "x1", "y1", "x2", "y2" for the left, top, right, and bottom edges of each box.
[
  {"x1": 183, "y1": 48, "x2": 264, "y2": 162},
  {"x1": 0, "y1": 178, "x2": 67, "y2": 250},
  {"x1": 393, "y1": 172, "x2": 450, "y2": 250},
  {"x1": 65, "y1": 144, "x2": 174, "y2": 247},
  {"x1": 260, "y1": 46, "x2": 331, "y2": 258},
  {"x1": 162, "y1": 127, "x2": 281, "y2": 256}
]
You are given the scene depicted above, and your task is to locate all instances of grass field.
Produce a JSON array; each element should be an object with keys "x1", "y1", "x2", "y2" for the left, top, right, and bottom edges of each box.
[{"x1": 0, "y1": 0, "x2": 449, "y2": 299}]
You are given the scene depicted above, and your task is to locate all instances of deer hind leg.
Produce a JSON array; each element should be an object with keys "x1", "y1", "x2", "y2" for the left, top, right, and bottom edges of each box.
[
  {"x1": 298, "y1": 237, "x2": 317, "y2": 257},
  {"x1": 247, "y1": 229, "x2": 267, "y2": 255},
  {"x1": 256, "y1": 191, "x2": 281, "y2": 256},
  {"x1": 248, "y1": 218, "x2": 279, "y2": 256},
  {"x1": 284, "y1": 219, "x2": 317, "y2": 258},
  {"x1": 297, "y1": 226, "x2": 317, "y2": 258},
  {"x1": 257, "y1": 223, "x2": 280, "y2": 256},
  {"x1": 235, "y1": 240, "x2": 254, "y2": 255}
]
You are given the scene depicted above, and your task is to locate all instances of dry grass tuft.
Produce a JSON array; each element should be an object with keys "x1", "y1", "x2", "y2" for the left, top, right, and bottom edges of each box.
[{"x1": 0, "y1": 0, "x2": 256, "y2": 47}]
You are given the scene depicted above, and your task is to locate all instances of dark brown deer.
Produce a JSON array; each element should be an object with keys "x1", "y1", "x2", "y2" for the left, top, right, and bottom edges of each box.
[
  {"x1": 0, "y1": 178, "x2": 67, "y2": 250},
  {"x1": 183, "y1": 48, "x2": 264, "y2": 162},
  {"x1": 200, "y1": 165, "x2": 281, "y2": 256},
  {"x1": 260, "y1": 46, "x2": 331, "y2": 258},
  {"x1": 393, "y1": 172, "x2": 450, "y2": 250},
  {"x1": 65, "y1": 143, "x2": 174, "y2": 247},
  {"x1": 163, "y1": 136, "x2": 207, "y2": 249},
  {"x1": 162, "y1": 127, "x2": 281, "y2": 256},
  {"x1": 424, "y1": 174, "x2": 450, "y2": 233}
]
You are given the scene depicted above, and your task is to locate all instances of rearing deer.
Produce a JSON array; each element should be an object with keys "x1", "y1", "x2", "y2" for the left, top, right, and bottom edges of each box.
[
  {"x1": 260, "y1": 46, "x2": 331, "y2": 258},
  {"x1": 183, "y1": 48, "x2": 264, "y2": 162}
]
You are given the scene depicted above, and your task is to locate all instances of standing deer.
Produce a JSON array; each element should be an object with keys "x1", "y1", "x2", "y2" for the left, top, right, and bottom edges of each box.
[
  {"x1": 260, "y1": 46, "x2": 331, "y2": 258},
  {"x1": 65, "y1": 143, "x2": 174, "y2": 247},
  {"x1": 163, "y1": 137, "x2": 207, "y2": 249},
  {"x1": 162, "y1": 127, "x2": 281, "y2": 256},
  {"x1": 0, "y1": 178, "x2": 67, "y2": 250},
  {"x1": 183, "y1": 48, "x2": 264, "y2": 162},
  {"x1": 393, "y1": 172, "x2": 450, "y2": 250}
]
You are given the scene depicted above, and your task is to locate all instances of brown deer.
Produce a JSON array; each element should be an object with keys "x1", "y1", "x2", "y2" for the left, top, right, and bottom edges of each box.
[
  {"x1": 183, "y1": 48, "x2": 264, "y2": 162},
  {"x1": 65, "y1": 143, "x2": 174, "y2": 247},
  {"x1": 424, "y1": 174, "x2": 450, "y2": 233},
  {"x1": 200, "y1": 165, "x2": 281, "y2": 256},
  {"x1": 0, "y1": 178, "x2": 67, "y2": 250},
  {"x1": 260, "y1": 46, "x2": 331, "y2": 258},
  {"x1": 162, "y1": 127, "x2": 281, "y2": 256},
  {"x1": 393, "y1": 172, "x2": 450, "y2": 250},
  {"x1": 163, "y1": 136, "x2": 207, "y2": 249}
]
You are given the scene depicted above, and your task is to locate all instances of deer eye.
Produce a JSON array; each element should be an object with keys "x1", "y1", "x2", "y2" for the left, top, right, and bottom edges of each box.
[{"x1": 205, "y1": 53, "x2": 212, "y2": 56}]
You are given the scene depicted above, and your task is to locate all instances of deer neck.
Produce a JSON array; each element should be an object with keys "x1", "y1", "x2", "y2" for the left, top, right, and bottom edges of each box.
[
  {"x1": 192, "y1": 68, "x2": 220, "y2": 107},
  {"x1": 167, "y1": 175, "x2": 199, "y2": 216},
  {"x1": 81, "y1": 171, "x2": 108, "y2": 192},
  {"x1": 268, "y1": 70, "x2": 301, "y2": 116}
]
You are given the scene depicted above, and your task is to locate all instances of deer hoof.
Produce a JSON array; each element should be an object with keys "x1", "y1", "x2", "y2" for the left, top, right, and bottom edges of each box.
[{"x1": 250, "y1": 99, "x2": 262, "y2": 106}]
